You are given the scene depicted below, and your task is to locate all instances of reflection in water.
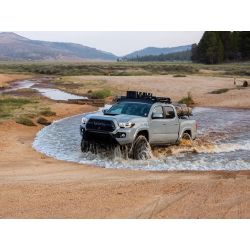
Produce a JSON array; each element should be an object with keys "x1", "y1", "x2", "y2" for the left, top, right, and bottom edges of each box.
[{"x1": 33, "y1": 107, "x2": 250, "y2": 171}]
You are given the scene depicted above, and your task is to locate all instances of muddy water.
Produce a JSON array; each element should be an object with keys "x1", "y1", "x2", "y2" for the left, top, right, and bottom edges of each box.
[
  {"x1": 0, "y1": 79, "x2": 85, "y2": 100},
  {"x1": 33, "y1": 107, "x2": 250, "y2": 171}
]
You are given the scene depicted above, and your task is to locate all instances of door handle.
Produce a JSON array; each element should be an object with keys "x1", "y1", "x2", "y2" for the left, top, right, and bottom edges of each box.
[
  {"x1": 163, "y1": 123, "x2": 166, "y2": 125},
  {"x1": 175, "y1": 123, "x2": 178, "y2": 125}
]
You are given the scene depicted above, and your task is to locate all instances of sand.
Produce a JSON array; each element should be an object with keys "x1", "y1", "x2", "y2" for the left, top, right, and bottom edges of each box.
[
  {"x1": 70, "y1": 75, "x2": 250, "y2": 109},
  {"x1": 1, "y1": 75, "x2": 250, "y2": 219}
]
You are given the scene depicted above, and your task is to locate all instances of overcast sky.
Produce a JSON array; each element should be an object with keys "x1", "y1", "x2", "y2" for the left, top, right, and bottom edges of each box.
[{"x1": 14, "y1": 31, "x2": 204, "y2": 56}]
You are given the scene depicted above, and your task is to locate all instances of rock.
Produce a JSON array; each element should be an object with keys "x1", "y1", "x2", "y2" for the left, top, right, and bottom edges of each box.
[{"x1": 243, "y1": 81, "x2": 248, "y2": 87}]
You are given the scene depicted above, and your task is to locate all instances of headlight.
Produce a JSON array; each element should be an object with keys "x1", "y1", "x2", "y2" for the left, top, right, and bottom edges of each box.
[
  {"x1": 119, "y1": 122, "x2": 135, "y2": 128},
  {"x1": 82, "y1": 117, "x2": 88, "y2": 124}
]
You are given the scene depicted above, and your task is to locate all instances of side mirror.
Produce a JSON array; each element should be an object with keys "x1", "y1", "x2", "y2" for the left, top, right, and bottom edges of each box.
[
  {"x1": 152, "y1": 113, "x2": 163, "y2": 119},
  {"x1": 102, "y1": 109, "x2": 108, "y2": 114}
]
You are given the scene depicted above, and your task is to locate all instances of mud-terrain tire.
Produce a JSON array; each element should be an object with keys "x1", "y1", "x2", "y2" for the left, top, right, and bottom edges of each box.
[
  {"x1": 182, "y1": 133, "x2": 191, "y2": 140},
  {"x1": 132, "y1": 135, "x2": 150, "y2": 160},
  {"x1": 81, "y1": 139, "x2": 90, "y2": 152}
]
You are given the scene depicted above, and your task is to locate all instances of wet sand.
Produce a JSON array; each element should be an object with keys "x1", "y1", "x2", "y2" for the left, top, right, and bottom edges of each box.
[{"x1": 1, "y1": 75, "x2": 250, "y2": 218}]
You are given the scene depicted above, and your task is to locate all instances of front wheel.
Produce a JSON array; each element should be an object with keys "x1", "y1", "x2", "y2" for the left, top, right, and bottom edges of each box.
[
  {"x1": 132, "y1": 135, "x2": 150, "y2": 160},
  {"x1": 81, "y1": 139, "x2": 90, "y2": 152}
]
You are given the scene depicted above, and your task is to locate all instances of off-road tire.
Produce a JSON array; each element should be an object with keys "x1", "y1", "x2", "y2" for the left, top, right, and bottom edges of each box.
[
  {"x1": 81, "y1": 139, "x2": 90, "y2": 152},
  {"x1": 132, "y1": 135, "x2": 150, "y2": 160}
]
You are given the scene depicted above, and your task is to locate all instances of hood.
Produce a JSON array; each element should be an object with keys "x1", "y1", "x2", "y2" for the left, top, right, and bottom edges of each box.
[{"x1": 85, "y1": 113, "x2": 147, "y2": 123}]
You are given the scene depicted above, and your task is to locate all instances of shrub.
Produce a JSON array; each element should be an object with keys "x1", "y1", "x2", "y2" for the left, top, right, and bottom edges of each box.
[
  {"x1": 87, "y1": 90, "x2": 93, "y2": 93},
  {"x1": 16, "y1": 117, "x2": 36, "y2": 126},
  {"x1": 37, "y1": 117, "x2": 51, "y2": 125},
  {"x1": 173, "y1": 74, "x2": 187, "y2": 77},
  {"x1": 91, "y1": 90, "x2": 111, "y2": 99},
  {"x1": 179, "y1": 92, "x2": 195, "y2": 106},
  {"x1": 209, "y1": 88, "x2": 229, "y2": 94}
]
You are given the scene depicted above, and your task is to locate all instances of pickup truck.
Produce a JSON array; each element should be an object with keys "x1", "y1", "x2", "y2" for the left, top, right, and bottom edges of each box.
[{"x1": 80, "y1": 91, "x2": 197, "y2": 160}]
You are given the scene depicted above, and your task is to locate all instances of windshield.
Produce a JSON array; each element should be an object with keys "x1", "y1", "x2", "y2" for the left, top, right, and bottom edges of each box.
[{"x1": 105, "y1": 102, "x2": 151, "y2": 117}]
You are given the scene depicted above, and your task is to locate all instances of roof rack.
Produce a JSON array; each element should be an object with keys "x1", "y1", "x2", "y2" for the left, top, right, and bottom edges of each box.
[{"x1": 114, "y1": 91, "x2": 172, "y2": 104}]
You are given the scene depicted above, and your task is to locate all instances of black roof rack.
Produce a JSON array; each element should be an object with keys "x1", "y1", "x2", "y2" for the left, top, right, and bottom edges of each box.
[{"x1": 114, "y1": 91, "x2": 172, "y2": 104}]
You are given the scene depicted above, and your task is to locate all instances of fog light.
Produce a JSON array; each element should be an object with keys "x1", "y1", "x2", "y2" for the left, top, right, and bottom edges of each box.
[{"x1": 121, "y1": 133, "x2": 126, "y2": 138}]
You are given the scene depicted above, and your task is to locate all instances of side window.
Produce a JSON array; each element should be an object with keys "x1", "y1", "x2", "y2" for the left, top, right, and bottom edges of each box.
[
  {"x1": 152, "y1": 106, "x2": 163, "y2": 118},
  {"x1": 164, "y1": 106, "x2": 175, "y2": 119}
]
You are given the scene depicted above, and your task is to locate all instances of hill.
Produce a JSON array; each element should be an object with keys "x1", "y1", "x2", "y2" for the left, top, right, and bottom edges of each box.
[
  {"x1": 0, "y1": 32, "x2": 117, "y2": 62},
  {"x1": 124, "y1": 45, "x2": 192, "y2": 58}
]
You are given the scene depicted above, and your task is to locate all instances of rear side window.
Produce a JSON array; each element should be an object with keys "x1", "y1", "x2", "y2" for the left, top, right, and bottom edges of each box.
[
  {"x1": 164, "y1": 106, "x2": 175, "y2": 119},
  {"x1": 153, "y1": 106, "x2": 163, "y2": 115}
]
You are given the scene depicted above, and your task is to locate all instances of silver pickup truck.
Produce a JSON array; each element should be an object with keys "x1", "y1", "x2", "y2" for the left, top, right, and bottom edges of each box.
[{"x1": 80, "y1": 91, "x2": 197, "y2": 159}]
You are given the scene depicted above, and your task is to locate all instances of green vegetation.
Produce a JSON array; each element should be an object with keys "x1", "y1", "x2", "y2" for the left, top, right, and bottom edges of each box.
[
  {"x1": 173, "y1": 74, "x2": 186, "y2": 77},
  {"x1": 37, "y1": 117, "x2": 51, "y2": 125},
  {"x1": 39, "y1": 108, "x2": 56, "y2": 116},
  {"x1": 179, "y1": 92, "x2": 195, "y2": 106},
  {"x1": 16, "y1": 117, "x2": 36, "y2": 126},
  {"x1": 209, "y1": 88, "x2": 230, "y2": 94},
  {"x1": 0, "y1": 94, "x2": 54, "y2": 124},
  {"x1": 90, "y1": 90, "x2": 111, "y2": 99},
  {"x1": 0, "y1": 96, "x2": 34, "y2": 121},
  {"x1": 191, "y1": 31, "x2": 250, "y2": 64}
]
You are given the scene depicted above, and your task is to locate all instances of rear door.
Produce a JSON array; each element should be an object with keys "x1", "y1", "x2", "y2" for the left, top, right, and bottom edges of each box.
[
  {"x1": 163, "y1": 106, "x2": 179, "y2": 143},
  {"x1": 149, "y1": 105, "x2": 167, "y2": 143}
]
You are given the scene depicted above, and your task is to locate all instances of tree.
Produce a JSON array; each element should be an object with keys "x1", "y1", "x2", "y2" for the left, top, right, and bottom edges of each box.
[
  {"x1": 239, "y1": 32, "x2": 250, "y2": 58},
  {"x1": 190, "y1": 43, "x2": 198, "y2": 62}
]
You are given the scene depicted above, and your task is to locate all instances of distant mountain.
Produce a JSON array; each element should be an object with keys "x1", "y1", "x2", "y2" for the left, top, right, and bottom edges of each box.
[
  {"x1": 124, "y1": 45, "x2": 192, "y2": 58},
  {"x1": 0, "y1": 32, "x2": 117, "y2": 61}
]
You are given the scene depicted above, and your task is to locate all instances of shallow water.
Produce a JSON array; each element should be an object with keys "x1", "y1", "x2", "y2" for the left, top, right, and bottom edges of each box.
[
  {"x1": 33, "y1": 107, "x2": 250, "y2": 171},
  {"x1": 0, "y1": 79, "x2": 85, "y2": 100}
]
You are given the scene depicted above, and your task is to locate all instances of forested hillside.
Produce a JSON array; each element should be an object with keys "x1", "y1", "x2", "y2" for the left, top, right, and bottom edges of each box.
[
  {"x1": 126, "y1": 50, "x2": 191, "y2": 62},
  {"x1": 191, "y1": 31, "x2": 250, "y2": 64}
]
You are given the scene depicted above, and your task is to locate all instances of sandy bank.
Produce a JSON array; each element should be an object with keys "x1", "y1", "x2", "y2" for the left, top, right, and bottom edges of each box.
[{"x1": 65, "y1": 75, "x2": 250, "y2": 109}]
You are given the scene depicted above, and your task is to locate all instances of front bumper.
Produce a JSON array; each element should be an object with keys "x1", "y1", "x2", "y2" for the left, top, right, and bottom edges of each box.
[{"x1": 80, "y1": 123, "x2": 135, "y2": 145}]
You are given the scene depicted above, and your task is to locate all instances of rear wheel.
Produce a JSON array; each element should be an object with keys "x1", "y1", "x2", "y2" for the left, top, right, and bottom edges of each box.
[
  {"x1": 132, "y1": 135, "x2": 150, "y2": 160},
  {"x1": 182, "y1": 133, "x2": 192, "y2": 141}
]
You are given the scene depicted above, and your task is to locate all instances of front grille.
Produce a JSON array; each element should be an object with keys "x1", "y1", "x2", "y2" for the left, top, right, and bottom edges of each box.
[
  {"x1": 85, "y1": 131, "x2": 118, "y2": 144},
  {"x1": 86, "y1": 119, "x2": 115, "y2": 132}
]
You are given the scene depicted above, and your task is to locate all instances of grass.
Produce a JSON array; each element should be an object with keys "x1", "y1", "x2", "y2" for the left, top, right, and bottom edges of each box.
[
  {"x1": 179, "y1": 92, "x2": 195, "y2": 106},
  {"x1": 209, "y1": 88, "x2": 230, "y2": 94},
  {"x1": 173, "y1": 74, "x2": 187, "y2": 77},
  {"x1": 0, "y1": 94, "x2": 54, "y2": 124},
  {"x1": 16, "y1": 117, "x2": 36, "y2": 126},
  {"x1": 90, "y1": 90, "x2": 111, "y2": 99},
  {"x1": 39, "y1": 108, "x2": 56, "y2": 116}
]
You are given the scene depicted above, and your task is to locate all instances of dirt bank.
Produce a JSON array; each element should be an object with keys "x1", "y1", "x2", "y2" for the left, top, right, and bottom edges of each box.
[
  {"x1": 0, "y1": 74, "x2": 34, "y2": 89},
  {"x1": 61, "y1": 75, "x2": 250, "y2": 109}
]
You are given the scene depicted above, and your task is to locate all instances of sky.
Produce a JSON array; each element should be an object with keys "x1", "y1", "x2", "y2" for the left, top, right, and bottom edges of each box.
[{"x1": 14, "y1": 31, "x2": 204, "y2": 57}]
